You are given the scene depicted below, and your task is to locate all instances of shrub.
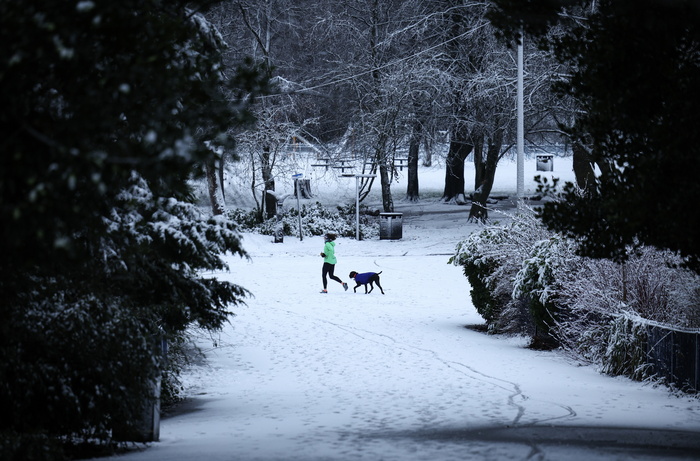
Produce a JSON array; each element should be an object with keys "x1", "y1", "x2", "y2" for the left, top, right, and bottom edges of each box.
[
  {"x1": 227, "y1": 208, "x2": 265, "y2": 231},
  {"x1": 451, "y1": 205, "x2": 551, "y2": 334},
  {"x1": 601, "y1": 315, "x2": 650, "y2": 381},
  {"x1": 161, "y1": 333, "x2": 189, "y2": 408},
  {"x1": 452, "y1": 203, "x2": 700, "y2": 382},
  {"x1": 228, "y1": 202, "x2": 380, "y2": 239},
  {"x1": 513, "y1": 235, "x2": 578, "y2": 347},
  {"x1": 452, "y1": 227, "x2": 509, "y2": 330}
]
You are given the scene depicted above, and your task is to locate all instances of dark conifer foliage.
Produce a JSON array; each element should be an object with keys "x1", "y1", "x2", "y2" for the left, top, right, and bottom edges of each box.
[
  {"x1": 489, "y1": 0, "x2": 700, "y2": 272},
  {"x1": 0, "y1": 0, "x2": 266, "y2": 454}
]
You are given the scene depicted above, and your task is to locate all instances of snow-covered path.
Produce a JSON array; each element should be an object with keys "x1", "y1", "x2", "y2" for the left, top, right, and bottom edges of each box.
[{"x1": 105, "y1": 202, "x2": 700, "y2": 461}]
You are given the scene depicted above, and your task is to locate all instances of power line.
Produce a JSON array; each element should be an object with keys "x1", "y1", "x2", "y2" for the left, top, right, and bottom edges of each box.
[{"x1": 259, "y1": 21, "x2": 489, "y2": 99}]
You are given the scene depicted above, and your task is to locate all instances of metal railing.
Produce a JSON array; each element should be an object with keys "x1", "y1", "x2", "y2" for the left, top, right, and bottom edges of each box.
[{"x1": 646, "y1": 324, "x2": 700, "y2": 392}]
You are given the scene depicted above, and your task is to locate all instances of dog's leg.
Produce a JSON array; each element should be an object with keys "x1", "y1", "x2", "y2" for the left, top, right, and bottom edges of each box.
[
  {"x1": 368, "y1": 282, "x2": 374, "y2": 294},
  {"x1": 376, "y1": 278, "x2": 384, "y2": 295}
]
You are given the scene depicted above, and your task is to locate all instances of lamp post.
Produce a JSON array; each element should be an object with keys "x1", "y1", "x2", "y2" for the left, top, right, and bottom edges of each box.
[
  {"x1": 341, "y1": 173, "x2": 375, "y2": 240},
  {"x1": 517, "y1": 31, "x2": 525, "y2": 199}
]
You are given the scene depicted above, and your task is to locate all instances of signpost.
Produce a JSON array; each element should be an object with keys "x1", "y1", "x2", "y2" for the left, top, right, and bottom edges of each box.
[{"x1": 341, "y1": 173, "x2": 375, "y2": 240}]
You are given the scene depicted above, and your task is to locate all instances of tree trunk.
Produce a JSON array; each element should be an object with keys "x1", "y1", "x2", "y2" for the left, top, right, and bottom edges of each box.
[
  {"x1": 379, "y1": 162, "x2": 394, "y2": 212},
  {"x1": 406, "y1": 121, "x2": 421, "y2": 201},
  {"x1": 469, "y1": 130, "x2": 503, "y2": 222},
  {"x1": 572, "y1": 140, "x2": 596, "y2": 192},
  {"x1": 422, "y1": 137, "x2": 432, "y2": 167},
  {"x1": 371, "y1": 125, "x2": 394, "y2": 212},
  {"x1": 472, "y1": 134, "x2": 485, "y2": 190},
  {"x1": 205, "y1": 160, "x2": 225, "y2": 216},
  {"x1": 218, "y1": 151, "x2": 226, "y2": 203},
  {"x1": 442, "y1": 125, "x2": 473, "y2": 203},
  {"x1": 358, "y1": 176, "x2": 375, "y2": 202},
  {"x1": 261, "y1": 146, "x2": 276, "y2": 219}
]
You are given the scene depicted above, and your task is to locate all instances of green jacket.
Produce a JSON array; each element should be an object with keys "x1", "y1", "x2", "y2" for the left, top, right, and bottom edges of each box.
[{"x1": 323, "y1": 241, "x2": 337, "y2": 264}]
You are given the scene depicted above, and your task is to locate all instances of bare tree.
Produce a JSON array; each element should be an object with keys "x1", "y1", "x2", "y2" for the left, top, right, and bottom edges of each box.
[
  {"x1": 432, "y1": 1, "x2": 569, "y2": 222},
  {"x1": 205, "y1": 0, "x2": 567, "y2": 221},
  {"x1": 310, "y1": 0, "x2": 452, "y2": 211},
  {"x1": 208, "y1": 0, "x2": 324, "y2": 217},
  {"x1": 436, "y1": 1, "x2": 513, "y2": 216}
]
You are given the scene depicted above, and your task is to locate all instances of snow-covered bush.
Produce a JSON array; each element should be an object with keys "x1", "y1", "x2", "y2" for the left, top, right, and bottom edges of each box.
[
  {"x1": 1, "y1": 173, "x2": 250, "y2": 454},
  {"x1": 228, "y1": 202, "x2": 380, "y2": 239},
  {"x1": 451, "y1": 205, "x2": 551, "y2": 334},
  {"x1": 453, "y1": 203, "x2": 700, "y2": 379},
  {"x1": 554, "y1": 248, "x2": 699, "y2": 321},
  {"x1": 160, "y1": 329, "x2": 212, "y2": 408},
  {"x1": 601, "y1": 315, "x2": 650, "y2": 380},
  {"x1": 620, "y1": 248, "x2": 700, "y2": 327},
  {"x1": 512, "y1": 234, "x2": 578, "y2": 347},
  {"x1": 451, "y1": 225, "x2": 510, "y2": 330},
  {"x1": 549, "y1": 247, "x2": 700, "y2": 368}
]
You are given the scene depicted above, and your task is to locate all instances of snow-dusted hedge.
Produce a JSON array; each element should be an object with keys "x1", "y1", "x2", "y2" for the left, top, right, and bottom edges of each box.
[
  {"x1": 512, "y1": 234, "x2": 578, "y2": 346},
  {"x1": 228, "y1": 202, "x2": 380, "y2": 239},
  {"x1": 452, "y1": 206, "x2": 700, "y2": 383},
  {"x1": 602, "y1": 315, "x2": 651, "y2": 380},
  {"x1": 450, "y1": 205, "x2": 551, "y2": 336}
]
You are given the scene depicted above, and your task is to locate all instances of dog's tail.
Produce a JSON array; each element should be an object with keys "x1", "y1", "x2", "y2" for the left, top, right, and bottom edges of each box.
[{"x1": 377, "y1": 271, "x2": 382, "y2": 275}]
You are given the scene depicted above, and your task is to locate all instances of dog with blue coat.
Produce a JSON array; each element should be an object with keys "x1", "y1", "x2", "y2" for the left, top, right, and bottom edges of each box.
[{"x1": 348, "y1": 271, "x2": 384, "y2": 294}]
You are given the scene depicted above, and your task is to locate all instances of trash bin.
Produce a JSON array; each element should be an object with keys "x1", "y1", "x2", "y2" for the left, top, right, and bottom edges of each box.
[
  {"x1": 379, "y1": 212, "x2": 403, "y2": 240},
  {"x1": 536, "y1": 154, "x2": 554, "y2": 171}
]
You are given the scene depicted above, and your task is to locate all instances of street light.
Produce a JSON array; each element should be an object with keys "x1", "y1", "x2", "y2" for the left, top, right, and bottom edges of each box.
[
  {"x1": 341, "y1": 173, "x2": 375, "y2": 240},
  {"x1": 516, "y1": 31, "x2": 525, "y2": 199}
]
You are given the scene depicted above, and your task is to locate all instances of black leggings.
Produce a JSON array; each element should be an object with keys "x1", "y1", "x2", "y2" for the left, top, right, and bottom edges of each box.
[{"x1": 322, "y1": 262, "x2": 342, "y2": 289}]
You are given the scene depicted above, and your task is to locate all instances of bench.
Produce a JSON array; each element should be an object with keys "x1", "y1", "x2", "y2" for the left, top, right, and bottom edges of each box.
[{"x1": 395, "y1": 158, "x2": 408, "y2": 171}]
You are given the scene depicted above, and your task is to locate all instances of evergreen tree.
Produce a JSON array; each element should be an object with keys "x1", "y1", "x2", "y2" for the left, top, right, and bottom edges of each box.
[
  {"x1": 488, "y1": 0, "x2": 700, "y2": 273},
  {"x1": 0, "y1": 0, "x2": 266, "y2": 455}
]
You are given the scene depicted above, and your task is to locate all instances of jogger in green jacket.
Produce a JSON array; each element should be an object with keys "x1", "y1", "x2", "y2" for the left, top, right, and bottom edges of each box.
[{"x1": 320, "y1": 233, "x2": 348, "y2": 293}]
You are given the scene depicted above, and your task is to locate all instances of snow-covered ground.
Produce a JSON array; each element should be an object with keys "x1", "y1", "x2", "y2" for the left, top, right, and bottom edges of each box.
[{"x1": 101, "y1": 158, "x2": 700, "y2": 460}]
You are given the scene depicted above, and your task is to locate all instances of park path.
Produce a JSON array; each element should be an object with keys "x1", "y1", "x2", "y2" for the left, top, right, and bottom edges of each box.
[{"x1": 100, "y1": 205, "x2": 700, "y2": 461}]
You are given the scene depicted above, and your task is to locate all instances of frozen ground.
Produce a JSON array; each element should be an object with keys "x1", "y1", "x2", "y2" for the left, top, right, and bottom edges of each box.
[{"x1": 101, "y1": 158, "x2": 700, "y2": 460}]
